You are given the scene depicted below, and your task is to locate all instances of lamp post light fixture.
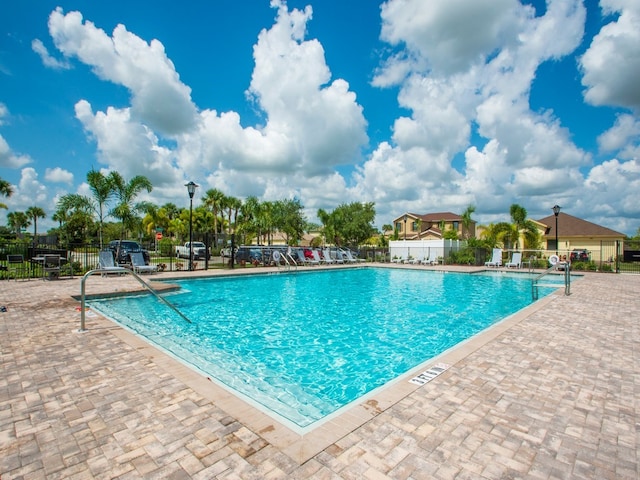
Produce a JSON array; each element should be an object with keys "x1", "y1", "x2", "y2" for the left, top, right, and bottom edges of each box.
[
  {"x1": 186, "y1": 181, "x2": 198, "y2": 271},
  {"x1": 552, "y1": 204, "x2": 561, "y2": 256},
  {"x1": 403, "y1": 214, "x2": 408, "y2": 241}
]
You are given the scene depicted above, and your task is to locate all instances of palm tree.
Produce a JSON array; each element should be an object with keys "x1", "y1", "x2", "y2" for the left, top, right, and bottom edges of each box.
[
  {"x1": 201, "y1": 188, "x2": 226, "y2": 249},
  {"x1": 461, "y1": 205, "x2": 476, "y2": 239},
  {"x1": 0, "y1": 177, "x2": 13, "y2": 209},
  {"x1": 25, "y1": 206, "x2": 46, "y2": 245},
  {"x1": 87, "y1": 169, "x2": 116, "y2": 249},
  {"x1": 7, "y1": 211, "x2": 29, "y2": 238},
  {"x1": 109, "y1": 172, "x2": 153, "y2": 240},
  {"x1": 506, "y1": 204, "x2": 540, "y2": 250}
]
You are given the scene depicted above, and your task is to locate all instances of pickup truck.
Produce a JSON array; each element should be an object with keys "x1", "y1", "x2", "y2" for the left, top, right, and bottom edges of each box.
[{"x1": 175, "y1": 242, "x2": 210, "y2": 260}]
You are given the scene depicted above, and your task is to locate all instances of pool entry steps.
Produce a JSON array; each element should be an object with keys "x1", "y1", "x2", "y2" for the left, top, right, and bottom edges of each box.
[{"x1": 78, "y1": 268, "x2": 191, "y2": 331}]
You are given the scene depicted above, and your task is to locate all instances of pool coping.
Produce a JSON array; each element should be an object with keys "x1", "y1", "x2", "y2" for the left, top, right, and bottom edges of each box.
[{"x1": 94, "y1": 264, "x2": 561, "y2": 464}]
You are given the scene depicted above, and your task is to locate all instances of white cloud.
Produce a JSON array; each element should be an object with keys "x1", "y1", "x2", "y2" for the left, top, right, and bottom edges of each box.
[
  {"x1": 360, "y1": 0, "x2": 590, "y2": 224},
  {"x1": 31, "y1": 38, "x2": 71, "y2": 69},
  {"x1": 44, "y1": 167, "x2": 74, "y2": 184},
  {"x1": 379, "y1": 0, "x2": 524, "y2": 75},
  {"x1": 74, "y1": 99, "x2": 183, "y2": 188},
  {"x1": 598, "y1": 113, "x2": 640, "y2": 160},
  {"x1": 579, "y1": 0, "x2": 640, "y2": 110},
  {"x1": 48, "y1": 7, "x2": 198, "y2": 135}
]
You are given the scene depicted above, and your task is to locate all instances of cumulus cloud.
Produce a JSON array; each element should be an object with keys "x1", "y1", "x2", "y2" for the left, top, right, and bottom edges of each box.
[
  {"x1": 173, "y1": 0, "x2": 368, "y2": 201},
  {"x1": 579, "y1": 0, "x2": 640, "y2": 110},
  {"x1": 361, "y1": 0, "x2": 591, "y2": 223},
  {"x1": 0, "y1": 104, "x2": 32, "y2": 168},
  {"x1": 598, "y1": 113, "x2": 640, "y2": 161},
  {"x1": 44, "y1": 167, "x2": 74, "y2": 184},
  {"x1": 74, "y1": 99, "x2": 183, "y2": 188},
  {"x1": 48, "y1": 7, "x2": 198, "y2": 135},
  {"x1": 31, "y1": 38, "x2": 71, "y2": 69}
]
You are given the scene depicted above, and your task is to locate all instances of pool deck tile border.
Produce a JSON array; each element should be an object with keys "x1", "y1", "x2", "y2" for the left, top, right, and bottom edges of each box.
[{"x1": 1, "y1": 264, "x2": 639, "y2": 479}]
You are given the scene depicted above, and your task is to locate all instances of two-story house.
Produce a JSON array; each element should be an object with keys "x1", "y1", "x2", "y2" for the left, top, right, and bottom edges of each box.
[{"x1": 392, "y1": 212, "x2": 475, "y2": 240}]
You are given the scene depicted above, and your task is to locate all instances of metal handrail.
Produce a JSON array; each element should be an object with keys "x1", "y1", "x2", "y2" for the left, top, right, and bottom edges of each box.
[
  {"x1": 532, "y1": 263, "x2": 571, "y2": 299},
  {"x1": 79, "y1": 268, "x2": 191, "y2": 331}
]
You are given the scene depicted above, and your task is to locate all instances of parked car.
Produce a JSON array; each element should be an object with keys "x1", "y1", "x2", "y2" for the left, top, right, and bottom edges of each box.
[
  {"x1": 107, "y1": 240, "x2": 150, "y2": 265},
  {"x1": 570, "y1": 249, "x2": 589, "y2": 262},
  {"x1": 175, "y1": 241, "x2": 210, "y2": 260},
  {"x1": 234, "y1": 246, "x2": 262, "y2": 263}
]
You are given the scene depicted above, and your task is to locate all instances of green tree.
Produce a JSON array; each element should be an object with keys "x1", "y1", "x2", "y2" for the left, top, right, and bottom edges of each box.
[
  {"x1": 273, "y1": 198, "x2": 306, "y2": 245},
  {"x1": 318, "y1": 202, "x2": 376, "y2": 247},
  {"x1": 461, "y1": 205, "x2": 476, "y2": 239},
  {"x1": 54, "y1": 194, "x2": 94, "y2": 246},
  {"x1": 87, "y1": 169, "x2": 116, "y2": 249},
  {"x1": 109, "y1": 172, "x2": 153, "y2": 240},
  {"x1": 7, "y1": 211, "x2": 29, "y2": 238},
  {"x1": 25, "y1": 206, "x2": 46, "y2": 244},
  {"x1": 202, "y1": 188, "x2": 226, "y2": 248},
  {"x1": 0, "y1": 176, "x2": 13, "y2": 209}
]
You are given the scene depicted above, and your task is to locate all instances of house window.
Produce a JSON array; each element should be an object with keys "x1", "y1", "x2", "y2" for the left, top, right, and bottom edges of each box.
[
  {"x1": 453, "y1": 221, "x2": 459, "y2": 231},
  {"x1": 395, "y1": 222, "x2": 402, "y2": 232},
  {"x1": 412, "y1": 221, "x2": 418, "y2": 232}
]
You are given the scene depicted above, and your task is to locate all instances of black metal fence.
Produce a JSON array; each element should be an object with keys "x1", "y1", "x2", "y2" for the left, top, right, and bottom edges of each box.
[{"x1": 2, "y1": 240, "x2": 639, "y2": 278}]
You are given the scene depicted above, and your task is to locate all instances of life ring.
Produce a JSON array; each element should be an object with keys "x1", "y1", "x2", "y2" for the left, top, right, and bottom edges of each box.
[
  {"x1": 549, "y1": 254, "x2": 559, "y2": 265},
  {"x1": 272, "y1": 250, "x2": 281, "y2": 262}
]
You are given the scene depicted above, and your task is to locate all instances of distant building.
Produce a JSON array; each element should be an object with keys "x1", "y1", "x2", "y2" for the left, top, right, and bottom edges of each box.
[
  {"x1": 535, "y1": 212, "x2": 625, "y2": 262},
  {"x1": 391, "y1": 212, "x2": 475, "y2": 240}
]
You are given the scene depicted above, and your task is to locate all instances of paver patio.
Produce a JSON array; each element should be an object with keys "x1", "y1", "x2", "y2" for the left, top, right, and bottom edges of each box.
[{"x1": 1, "y1": 266, "x2": 638, "y2": 479}]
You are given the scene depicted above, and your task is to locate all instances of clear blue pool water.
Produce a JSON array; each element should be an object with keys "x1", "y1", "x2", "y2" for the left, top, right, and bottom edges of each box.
[{"x1": 88, "y1": 267, "x2": 557, "y2": 429}]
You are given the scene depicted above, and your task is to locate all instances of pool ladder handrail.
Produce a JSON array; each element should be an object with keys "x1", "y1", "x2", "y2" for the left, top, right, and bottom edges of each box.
[
  {"x1": 531, "y1": 263, "x2": 571, "y2": 300},
  {"x1": 79, "y1": 267, "x2": 192, "y2": 331}
]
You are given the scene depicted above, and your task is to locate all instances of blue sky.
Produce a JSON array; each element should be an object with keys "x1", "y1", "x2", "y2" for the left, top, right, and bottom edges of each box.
[{"x1": 1, "y1": 0, "x2": 639, "y2": 236}]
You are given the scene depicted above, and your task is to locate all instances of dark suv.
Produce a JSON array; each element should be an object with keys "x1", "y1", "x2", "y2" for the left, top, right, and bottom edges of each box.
[
  {"x1": 107, "y1": 240, "x2": 150, "y2": 265},
  {"x1": 569, "y1": 249, "x2": 589, "y2": 262}
]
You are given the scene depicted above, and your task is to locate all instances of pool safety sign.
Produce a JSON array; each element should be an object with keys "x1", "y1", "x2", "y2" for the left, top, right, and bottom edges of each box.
[{"x1": 409, "y1": 363, "x2": 450, "y2": 386}]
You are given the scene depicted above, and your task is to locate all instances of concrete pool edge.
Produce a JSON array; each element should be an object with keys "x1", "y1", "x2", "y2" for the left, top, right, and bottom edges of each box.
[{"x1": 99, "y1": 267, "x2": 563, "y2": 464}]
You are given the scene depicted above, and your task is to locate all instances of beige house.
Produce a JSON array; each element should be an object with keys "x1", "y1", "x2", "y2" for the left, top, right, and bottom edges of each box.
[
  {"x1": 392, "y1": 212, "x2": 476, "y2": 240},
  {"x1": 535, "y1": 212, "x2": 625, "y2": 262}
]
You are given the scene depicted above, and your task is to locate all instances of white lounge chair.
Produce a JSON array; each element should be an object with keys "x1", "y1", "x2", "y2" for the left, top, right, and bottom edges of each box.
[
  {"x1": 311, "y1": 249, "x2": 322, "y2": 265},
  {"x1": 341, "y1": 249, "x2": 363, "y2": 263},
  {"x1": 322, "y1": 249, "x2": 337, "y2": 264},
  {"x1": 421, "y1": 251, "x2": 439, "y2": 266},
  {"x1": 505, "y1": 252, "x2": 522, "y2": 268},
  {"x1": 98, "y1": 251, "x2": 126, "y2": 276},
  {"x1": 130, "y1": 251, "x2": 157, "y2": 274},
  {"x1": 485, "y1": 248, "x2": 503, "y2": 267}
]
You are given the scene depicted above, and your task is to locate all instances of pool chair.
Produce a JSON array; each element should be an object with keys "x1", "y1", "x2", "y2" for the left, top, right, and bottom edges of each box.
[
  {"x1": 98, "y1": 251, "x2": 127, "y2": 276},
  {"x1": 484, "y1": 248, "x2": 503, "y2": 267},
  {"x1": 343, "y1": 249, "x2": 365, "y2": 263},
  {"x1": 391, "y1": 256, "x2": 406, "y2": 264},
  {"x1": 130, "y1": 251, "x2": 158, "y2": 274},
  {"x1": 311, "y1": 249, "x2": 325, "y2": 264},
  {"x1": 505, "y1": 252, "x2": 522, "y2": 268},
  {"x1": 7, "y1": 254, "x2": 29, "y2": 281},
  {"x1": 421, "y1": 251, "x2": 439, "y2": 266},
  {"x1": 323, "y1": 248, "x2": 337, "y2": 264}
]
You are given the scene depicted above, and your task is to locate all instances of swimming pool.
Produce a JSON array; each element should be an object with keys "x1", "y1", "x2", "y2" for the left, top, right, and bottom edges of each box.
[{"x1": 88, "y1": 267, "x2": 557, "y2": 429}]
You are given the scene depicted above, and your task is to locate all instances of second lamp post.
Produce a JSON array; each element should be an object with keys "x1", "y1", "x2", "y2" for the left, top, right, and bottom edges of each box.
[{"x1": 186, "y1": 181, "x2": 198, "y2": 271}]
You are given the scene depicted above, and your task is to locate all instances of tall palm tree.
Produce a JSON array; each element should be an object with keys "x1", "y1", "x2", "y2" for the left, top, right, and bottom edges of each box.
[
  {"x1": 201, "y1": 188, "x2": 226, "y2": 248},
  {"x1": 461, "y1": 205, "x2": 476, "y2": 239},
  {"x1": 7, "y1": 211, "x2": 29, "y2": 238},
  {"x1": 87, "y1": 169, "x2": 116, "y2": 249},
  {"x1": 25, "y1": 206, "x2": 46, "y2": 244},
  {"x1": 0, "y1": 177, "x2": 13, "y2": 209},
  {"x1": 109, "y1": 172, "x2": 153, "y2": 244}
]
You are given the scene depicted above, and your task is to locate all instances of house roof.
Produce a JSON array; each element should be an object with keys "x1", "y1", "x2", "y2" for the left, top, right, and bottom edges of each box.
[
  {"x1": 536, "y1": 212, "x2": 625, "y2": 238},
  {"x1": 395, "y1": 212, "x2": 468, "y2": 223}
]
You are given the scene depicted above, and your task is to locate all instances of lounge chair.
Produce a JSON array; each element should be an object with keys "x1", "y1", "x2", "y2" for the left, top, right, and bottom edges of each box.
[
  {"x1": 130, "y1": 251, "x2": 158, "y2": 274},
  {"x1": 391, "y1": 256, "x2": 406, "y2": 264},
  {"x1": 322, "y1": 249, "x2": 337, "y2": 264},
  {"x1": 421, "y1": 251, "x2": 439, "y2": 266},
  {"x1": 341, "y1": 249, "x2": 363, "y2": 263},
  {"x1": 311, "y1": 249, "x2": 325, "y2": 264},
  {"x1": 505, "y1": 252, "x2": 522, "y2": 268},
  {"x1": 43, "y1": 255, "x2": 61, "y2": 280},
  {"x1": 485, "y1": 248, "x2": 503, "y2": 267},
  {"x1": 98, "y1": 251, "x2": 127, "y2": 276}
]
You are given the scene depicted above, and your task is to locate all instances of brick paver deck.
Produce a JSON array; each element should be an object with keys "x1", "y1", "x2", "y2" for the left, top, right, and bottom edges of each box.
[{"x1": 1, "y1": 267, "x2": 638, "y2": 479}]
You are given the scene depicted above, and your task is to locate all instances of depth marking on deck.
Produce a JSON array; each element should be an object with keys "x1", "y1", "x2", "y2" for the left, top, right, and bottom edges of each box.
[{"x1": 409, "y1": 363, "x2": 450, "y2": 386}]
